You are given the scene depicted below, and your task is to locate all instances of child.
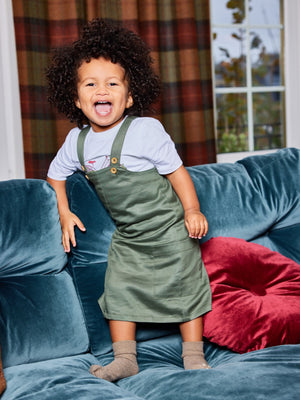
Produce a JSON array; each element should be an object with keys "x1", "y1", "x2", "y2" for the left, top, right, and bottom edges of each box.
[{"x1": 46, "y1": 19, "x2": 212, "y2": 382}]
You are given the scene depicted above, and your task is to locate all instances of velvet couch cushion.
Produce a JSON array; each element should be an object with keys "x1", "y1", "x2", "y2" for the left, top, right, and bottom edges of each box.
[
  {"x1": 117, "y1": 337, "x2": 300, "y2": 400},
  {"x1": 3, "y1": 338, "x2": 300, "y2": 400},
  {"x1": 0, "y1": 179, "x2": 67, "y2": 277},
  {"x1": 66, "y1": 173, "x2": 115, "y2": 266},
  {"x1": 201, "y1": 237, "x2": 300, "y2": 353},
  {"x1": 0, "y1": 272, "x2": 89, "y2": 368},
  {"x1": 70, "y1": 263, "x2": 111, "y2": 355},
  {"x1": 0, "y1": 179, "x2": 89, "y2": 368},
  {"x1": 2, "y1": 354, "x2": 141, "y2": 400},
  {"x1": 188, "y1": 148, "x2": 300, "y2": 264}
]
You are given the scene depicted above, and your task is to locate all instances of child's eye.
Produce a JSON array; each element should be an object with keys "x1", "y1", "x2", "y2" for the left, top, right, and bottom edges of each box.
[
  {"x1": 86, "y1": 82, "x2": 95, "y2": 87},
  {"x1": 109, "y1": 82, "x2": 118, "y2": 87}
]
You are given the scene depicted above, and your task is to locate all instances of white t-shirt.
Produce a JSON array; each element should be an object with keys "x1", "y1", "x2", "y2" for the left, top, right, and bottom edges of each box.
[{"x1": 47, "y1": 117, "x2": 183, "y2": 180}]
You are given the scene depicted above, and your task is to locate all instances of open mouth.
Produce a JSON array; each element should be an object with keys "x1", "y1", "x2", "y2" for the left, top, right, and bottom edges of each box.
[{"x1": 95, "y1": 101, "x2": 112, "y2": 116}]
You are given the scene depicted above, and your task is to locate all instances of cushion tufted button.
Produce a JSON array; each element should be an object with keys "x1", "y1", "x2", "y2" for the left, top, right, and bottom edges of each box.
[{"x1": 250, "y1": 286, "x2": 266, "y2": 296}]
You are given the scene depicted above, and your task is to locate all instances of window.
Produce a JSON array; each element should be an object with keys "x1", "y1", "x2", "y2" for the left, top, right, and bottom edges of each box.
[{"x1": 210, "y1": 0, "x2": 285, "y2": 158}]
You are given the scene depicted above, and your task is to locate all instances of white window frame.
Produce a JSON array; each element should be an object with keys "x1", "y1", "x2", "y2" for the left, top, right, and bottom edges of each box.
[{"x1": 0, "y1": 1, "x2": 299, "y2": 179}]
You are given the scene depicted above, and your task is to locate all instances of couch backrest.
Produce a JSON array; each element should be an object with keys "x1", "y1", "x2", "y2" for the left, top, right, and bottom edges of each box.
[
  {"x1": 67, "y1": 148, "x2": 300, "y2": 356},
  {"x1": 0, "y1": 179, "x2": 89, "y2": 368},
  {"x1": 188, "y1": 147, "x2": 300, "y2": 263}
]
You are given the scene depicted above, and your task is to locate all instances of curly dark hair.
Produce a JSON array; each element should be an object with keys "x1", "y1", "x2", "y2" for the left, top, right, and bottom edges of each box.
[{"x1": 46, "y1": 19, "x2": 161, "y2": 128}]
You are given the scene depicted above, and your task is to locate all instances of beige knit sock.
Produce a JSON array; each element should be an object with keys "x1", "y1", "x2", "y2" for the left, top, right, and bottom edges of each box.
[
  {"x1": 182, "y1": 341, "x2": 211, "y2": 370},
  {"x1": 90, "y1": 340, "x2": 139, "y2": 382}
]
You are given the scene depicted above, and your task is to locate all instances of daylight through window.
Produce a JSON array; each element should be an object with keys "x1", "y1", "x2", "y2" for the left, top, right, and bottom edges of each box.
[{"x1": 210, "y1": 0, "x2": 285, "y2": 154}]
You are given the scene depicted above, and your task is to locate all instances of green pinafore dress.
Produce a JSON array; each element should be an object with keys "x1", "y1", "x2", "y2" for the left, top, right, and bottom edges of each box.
[{"x1": 77, "y1": 116, "x2": 211, "y2": 323}]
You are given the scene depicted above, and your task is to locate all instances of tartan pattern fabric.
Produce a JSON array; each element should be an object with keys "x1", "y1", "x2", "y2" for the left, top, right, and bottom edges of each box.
[{"x1": 12, "y1": 0, "x2": 216, "y2": 179}]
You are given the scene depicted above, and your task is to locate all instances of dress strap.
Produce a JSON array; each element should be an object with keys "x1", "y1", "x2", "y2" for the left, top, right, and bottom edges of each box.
[
  {"x1": 77, "y1": 117, "x2": 136, "y2": 174},
  {"x1": 77, "y1": 126, "x2": 90, "y2": 172},
  {"x1": 110, "y1": 116, "x2": 137, "y2": 167}
]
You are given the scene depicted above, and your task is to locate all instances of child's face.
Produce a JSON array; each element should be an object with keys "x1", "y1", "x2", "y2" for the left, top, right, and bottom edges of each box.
[{"x1": 75, "y1": 57, "x2": 133, "y2": 132}]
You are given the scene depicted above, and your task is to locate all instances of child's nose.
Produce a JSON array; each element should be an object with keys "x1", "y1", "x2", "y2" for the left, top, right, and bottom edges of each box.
[{"x1": 97, "y1": 84, "x2": 109, "y2": 95}]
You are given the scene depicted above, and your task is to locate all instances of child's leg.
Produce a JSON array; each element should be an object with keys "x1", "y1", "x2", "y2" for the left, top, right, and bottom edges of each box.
[
  {"x1": 179, "y1": 317, "x2": 210, "y2": 369},
  {"x1": 90, "y1": 320, "x2": 139, "y2": 381},
  {"x1": 109, "y1": 320, "x2": 136, "y2": 342}
]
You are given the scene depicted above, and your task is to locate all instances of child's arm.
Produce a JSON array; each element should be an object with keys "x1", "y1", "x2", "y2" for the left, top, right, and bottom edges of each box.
[
  {"x1": 47, "y1": 177, "x2": 86, "y2": 252},
  {"x1": 166, "y1": 165, "x2": 208, "y2": 239}
]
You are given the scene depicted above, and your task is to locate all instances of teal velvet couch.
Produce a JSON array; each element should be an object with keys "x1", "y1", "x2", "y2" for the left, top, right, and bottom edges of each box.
[{"x1": 0, "y1": 148, "x2": 299, "y2": 400}]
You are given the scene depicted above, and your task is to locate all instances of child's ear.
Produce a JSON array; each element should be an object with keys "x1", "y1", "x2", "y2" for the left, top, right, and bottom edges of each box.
[
  {"x1": 126, "y1": 93, "x2": 133, "y2": 109},
  {"x1": 75, "y1": 98, "x2": 81, "y2": 109}
]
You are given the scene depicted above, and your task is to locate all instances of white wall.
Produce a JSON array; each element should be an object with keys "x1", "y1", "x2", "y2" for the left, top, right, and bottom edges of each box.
[
  {"x1": 0, "y1": 0, "x2": 25, "y2": 180},
  {"x1": 284, "y1": 0, "x2": 300, "y2": 149}
]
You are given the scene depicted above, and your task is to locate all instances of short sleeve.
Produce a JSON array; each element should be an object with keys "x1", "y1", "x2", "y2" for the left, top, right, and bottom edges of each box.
[
  {"x1": 131, "y1": 118, "x2": 183, "y2": 175},
  {"x1": 47, "y1": 128, "x2": 81, "y2": 180}
]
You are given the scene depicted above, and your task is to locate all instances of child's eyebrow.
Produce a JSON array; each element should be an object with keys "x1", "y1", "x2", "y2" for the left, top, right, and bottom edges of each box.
[{"x1": 79, "y1": 75, "x2": 125, "y2": 83}]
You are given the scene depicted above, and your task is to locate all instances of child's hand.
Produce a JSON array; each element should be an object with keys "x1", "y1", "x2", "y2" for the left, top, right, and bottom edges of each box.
[
  {"x1": 60, "y1": 211, "x2": 86, "y2": 252},
  {"x1": 184, "y1": 209, "x2": 208, "y2": 239}
]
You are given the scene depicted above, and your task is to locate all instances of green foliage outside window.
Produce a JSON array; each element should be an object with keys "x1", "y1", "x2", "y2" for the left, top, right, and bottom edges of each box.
[
  {"x1": 212, "y1": 0, "x2": 284, "y2": 153},
  {"x1": 218, "y1": 132, "x2": 248, "y2": 153}
]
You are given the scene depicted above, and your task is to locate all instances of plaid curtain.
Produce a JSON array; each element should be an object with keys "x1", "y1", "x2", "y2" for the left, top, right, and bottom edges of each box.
[{"x1": 12, "y1": 0, "x2": 216, "y2": 179}]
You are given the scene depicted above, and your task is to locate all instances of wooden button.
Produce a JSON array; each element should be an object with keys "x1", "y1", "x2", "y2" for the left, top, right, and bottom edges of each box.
[
  {"x1": 111, "y1": 167, "x2": 117, "y2": 174},
  {"x1": 111, "y1": 157, "x2": 118, "y2": 164}
]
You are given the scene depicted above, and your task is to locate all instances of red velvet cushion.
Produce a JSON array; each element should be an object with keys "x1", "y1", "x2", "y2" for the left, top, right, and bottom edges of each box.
[
  {"x1": 0, "y1": 345, "x2": 6, "y2": 395},
  {"x1": 201, "y1": 237, "x2": 300, "y2": 353}
]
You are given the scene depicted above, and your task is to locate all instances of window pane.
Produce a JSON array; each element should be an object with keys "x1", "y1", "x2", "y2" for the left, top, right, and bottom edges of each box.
[
  {"x1": 216, "y1": 93, "x2": 248, "y2": 153},
  {"x1": 211, "y1": 0, "x2": 245, "y2": 24},
  {"x1": 253, "y1": 92, "x2": 284, "y2": 150},
  {"x1": 250, "y1": 28, "x2": 282, "y2": 86},
  {"x1": 213, "y1": 28, "x2": 246, "y2": 87},
  {"x1": 249, "y1": 0, "x2": 281, "y2": 25}
]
